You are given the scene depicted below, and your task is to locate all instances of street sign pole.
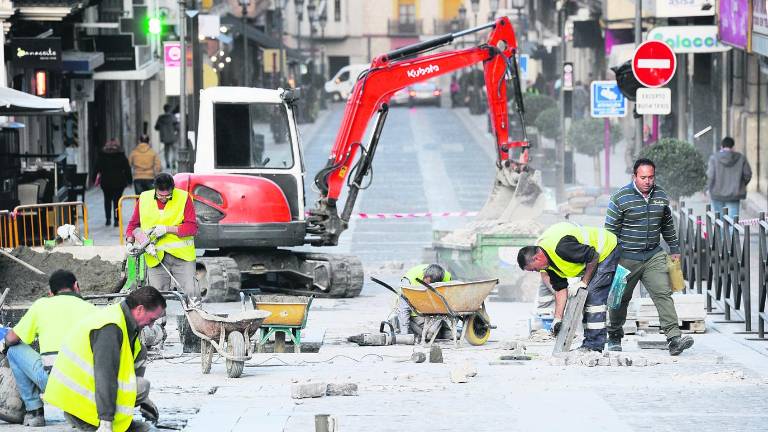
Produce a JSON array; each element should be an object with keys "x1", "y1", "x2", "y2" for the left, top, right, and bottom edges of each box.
[
  {"x1": 604, "y1": 118, "x2": 611, "y2": 194},
  {"x1": 634, "y1": 0, "x2": 642, "y2": 156}
]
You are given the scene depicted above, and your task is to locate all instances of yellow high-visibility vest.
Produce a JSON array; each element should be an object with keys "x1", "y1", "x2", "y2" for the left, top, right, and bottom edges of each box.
[
  {"x1": 138, "y1": 189, "x2": 195, "y2": 267},
  {"x1": 44, "y1": 304, "x2": 141, "y2": 432},
  {"x1": 537, "y1": 222, "x2": 617, "y2": 279}
]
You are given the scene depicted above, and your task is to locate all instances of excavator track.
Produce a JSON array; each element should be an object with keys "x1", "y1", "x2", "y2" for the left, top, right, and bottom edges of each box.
[
  {"x1": 295, "y1": 252, "x2": 364, "y2": 298},
  {"x1": 197, "y1": 257, "x2": 242, "y2": 302}
]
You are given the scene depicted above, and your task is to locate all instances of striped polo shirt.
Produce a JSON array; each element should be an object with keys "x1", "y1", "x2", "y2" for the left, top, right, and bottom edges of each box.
[{"x1": 604, "y1": 182, "x2": 679, "y2": 261}]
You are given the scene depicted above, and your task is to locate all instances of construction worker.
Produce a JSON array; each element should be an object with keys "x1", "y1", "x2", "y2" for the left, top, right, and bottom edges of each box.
[
  {"x1": 605, "y1": 158, "x2": 694, "y2": 356},
  {"x1": 517, "y1": 222, "x2": 619, "y2": 352},
  {"x1": 44, "y1": 286, "x2": 166, "y2": 432},
  {"x1": 0, "y1": 270, "x2": 95, "y2": 427},
  {"x1": 125, "y1": 173, "x2": 199, "y2": 299},
  {"x1": 394, "y1": 264, "x2": 452, "y2": 338}
]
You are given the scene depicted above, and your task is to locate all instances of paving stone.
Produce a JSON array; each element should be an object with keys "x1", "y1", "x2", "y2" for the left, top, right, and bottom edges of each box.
[
  {"x1": 429, "y1": 345, "x2": 443, "y2": 363},
  {"x1": 291, "y1": 383, "x2": 327, "y2": 399},
  {"x1": 326, "y1": 383, "x2": 359, "y2": 396},
  {"x1": 449, "y1": 369, "x2": 469, "y2": 383}
]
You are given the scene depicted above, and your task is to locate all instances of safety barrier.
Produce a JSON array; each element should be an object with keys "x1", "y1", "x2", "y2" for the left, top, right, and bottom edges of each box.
[
  {"x1": 677, "y1": 202, "x2": 761, "y2": 338},
  {"x1": 13, "y1": 202, "x2": 89, "y2": 247},
  {"x1": 117, "y1": 195, "x2": 139, "y2": 245},
  {"x1": 757, "y1": 213, "x2": 768, "y2": 340},
  {"x1": 0, "y1": 210, "x2": 16, "y2": 248}
]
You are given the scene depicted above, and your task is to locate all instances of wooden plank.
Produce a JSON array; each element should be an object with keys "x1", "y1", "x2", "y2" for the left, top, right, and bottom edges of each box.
[{"x1": 552, "y1": 288, "x2": 588, "y2": 355}]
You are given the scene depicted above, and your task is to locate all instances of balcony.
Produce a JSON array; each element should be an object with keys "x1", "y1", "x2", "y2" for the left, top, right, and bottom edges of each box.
[{"x1": 388, "y1": 19, "x2": 422, "y2": 36}]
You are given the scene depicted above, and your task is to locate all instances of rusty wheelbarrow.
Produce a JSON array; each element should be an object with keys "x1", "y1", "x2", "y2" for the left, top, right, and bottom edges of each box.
[{"x1": 371, "y1": 277, "x2": 498, "y2": 346}]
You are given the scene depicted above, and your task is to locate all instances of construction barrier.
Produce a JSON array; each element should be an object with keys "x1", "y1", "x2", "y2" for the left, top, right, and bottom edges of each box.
[
  {"x1": 0, "y1": 210, "x2": 16, "y2": 248},
  {"x1": 13, "y1": 202, "x2": 89, "y2": 247},
  {"x1": 757, "y1": 213, "x2": 768, "y2": 340},
  {"x1": 117, "y1": 195, "x2": 139, "y2": 245}
]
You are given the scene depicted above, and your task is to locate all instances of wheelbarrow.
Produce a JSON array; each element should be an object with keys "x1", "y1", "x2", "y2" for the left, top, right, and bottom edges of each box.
[
  {"x1": 169, "y1": 292, "x2": 271, "y2": 378},
  {"x1": 251, "y1": 295, "x2": 313, "y2": 353},
  {"x1": 371, "y1": 277, "x2": 498, "y2": 346}
]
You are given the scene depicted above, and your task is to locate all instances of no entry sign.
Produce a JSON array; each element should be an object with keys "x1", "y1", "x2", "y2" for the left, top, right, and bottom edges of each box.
[{"x1": 632, "y1": 40, "x2": 677, "y2": 88}]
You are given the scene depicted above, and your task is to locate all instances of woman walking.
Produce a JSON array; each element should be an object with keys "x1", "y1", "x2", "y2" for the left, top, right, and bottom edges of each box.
[{"x1": 95, "y1": 139, "x2": 132, "y2": 227}]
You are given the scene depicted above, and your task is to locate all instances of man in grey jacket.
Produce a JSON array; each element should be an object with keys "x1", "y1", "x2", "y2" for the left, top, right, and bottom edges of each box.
[{"x1": 707, "y1": 136, "x2": 752, "y2": 219}]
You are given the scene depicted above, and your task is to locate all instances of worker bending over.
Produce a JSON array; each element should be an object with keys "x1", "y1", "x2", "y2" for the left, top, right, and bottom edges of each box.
[
  {"x1": 125, "y1": 173, "x2": 199, "y2": 299},
  {"x1": 518, "y1": 222, "x2": 619, "y2": 352},
  {"x1": 394, "y1": 264, "x2": 452, "y2": 339},
  {"x1": 45, "y1": 286, "x2": 166, "y2": 432},
  {"x1": 0, "y1": 270, "x2": 95, "y2": 427}
]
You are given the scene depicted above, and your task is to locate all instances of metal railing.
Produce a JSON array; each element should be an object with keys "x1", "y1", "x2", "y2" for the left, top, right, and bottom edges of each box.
[
  {"x1": 13, "y1": 202, "x2": 89, "y2": 247},
  {"x1": 387, "y1": 19, "x2": 422, "y2": 36},
  {"x1": 117, "y1": 195, "x2": 139, "y2": 245},
  {"x1": 757, "y1": 212, "x2": 768, "y2": 339},
  {"x1": 0, "y1": 210, "x2": 16, "y2": 248}
]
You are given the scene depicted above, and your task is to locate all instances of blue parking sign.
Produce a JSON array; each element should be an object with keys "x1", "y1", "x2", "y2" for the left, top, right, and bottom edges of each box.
[
  {"x1": 518, "y1": 54, "x2": 529, "y2": 80},
  {"x1": 590, "y1": 81, "x2": 627, "y2": 118}
]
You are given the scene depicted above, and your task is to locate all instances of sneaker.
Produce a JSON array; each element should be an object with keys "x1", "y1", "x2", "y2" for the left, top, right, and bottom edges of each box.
[
  {"x1": 606, "y1": 338, "x2": 623, "y2": 352},
  {"x1": 23, "y1": 408, "x2": 45, "y2": 427},
  {"x1": 668, "y1": 335, "x2": 694, "y2": 356}
]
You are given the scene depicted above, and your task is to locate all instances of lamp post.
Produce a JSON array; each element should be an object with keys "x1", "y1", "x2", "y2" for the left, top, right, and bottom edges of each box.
[
  {"x1": 489, "y1": 0, "x2": 499, "y2": 21},
  {"x1": 510, "y1": 0, "x2": 527, "y2": 45},
  {"x1": 295, "y1": 0, "x2": 304, "y2": 54},
  {"x1": 319, "y1": 9, "x2": 327, "y2": 82},
  {"x1": 307, "y1": 0, "x2": 316, "y2": 77},
  {"x1": 240, "y1": 0, "x2": 250, "y2": 87},
  {"x1": 470, "y1": 0, "x2": 479, "y2": 29},
  {"x1": 276, "y1": 0, "x2": 289, "y2": 84},
  {"x1": 458, "y1": 4, "x2": 466, "y2": 47}
]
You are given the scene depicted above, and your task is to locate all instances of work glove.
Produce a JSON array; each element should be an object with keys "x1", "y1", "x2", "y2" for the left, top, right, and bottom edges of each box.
[
  {"x1": 139, "y1": 399, "x2": 160, "y2": 423},
  {"x1": 551, "y1": 318, "x2": 562, "y2": 336},
  {"x1": 567, "y1": 280, "x2": 588, "y2": 296},
  {"x1": 151, "y1": 225, "x2": 168, "y2": 238},
  {"x1": 95, "y1": 420, "x2": 113, "y2": 432},
  {"x1": 125, "y1": 242, "x2": 137, "y2": 256}
]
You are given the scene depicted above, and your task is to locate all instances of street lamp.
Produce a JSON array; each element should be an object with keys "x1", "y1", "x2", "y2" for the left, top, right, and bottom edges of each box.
[
  {"x1": 307, "y1": 0, "x2": 316, "y2": 76},
  {"x1": 240, "y1": 0, "x2": 251, "y2": 87},
  {"x1": 489, "y1": 0, "x2": 499, "y2": 20},
  {"x1": 275, "y1": 0, "x2": 289, "y2": 84},
  {"x1": 470, "y1": 0, "x2": 479, "y2": 27},
  {"x1": 295, "y1": 0, "x2": 304, "y2": 53},
  {"x1": 318, "y1": 9, "x2": 327, "y2": 81}
]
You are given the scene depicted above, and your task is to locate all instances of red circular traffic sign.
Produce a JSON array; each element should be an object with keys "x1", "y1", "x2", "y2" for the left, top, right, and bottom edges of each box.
[{"x1": 632, "y1": 40, "x2": 677, "y2": 88}]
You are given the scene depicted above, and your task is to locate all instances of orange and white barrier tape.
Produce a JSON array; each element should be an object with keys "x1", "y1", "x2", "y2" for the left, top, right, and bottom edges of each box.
[{"x1": 351, "y1": 211, "x2": 478, "y2": 220}]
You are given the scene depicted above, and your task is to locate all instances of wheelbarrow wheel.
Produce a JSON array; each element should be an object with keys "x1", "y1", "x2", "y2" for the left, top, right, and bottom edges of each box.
[
  {"x1": 464, "y1": 314, "x2": 490, "y2": 346},
  {"x1": 200, "y1": 339, "x2": 213, "y2": 374},
  {"x1": 225, "y1": 331, "x2": 246, "y2": 378}
]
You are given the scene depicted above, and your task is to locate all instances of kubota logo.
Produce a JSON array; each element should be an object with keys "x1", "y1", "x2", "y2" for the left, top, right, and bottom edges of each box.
[{"x1": 406, "y1": 64, "x2": 439, "y2": 78}]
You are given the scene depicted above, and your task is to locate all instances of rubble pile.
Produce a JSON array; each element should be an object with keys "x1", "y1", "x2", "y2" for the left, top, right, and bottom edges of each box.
[{"x1": 548, "y1": 350, "x2": 665, "y2": 368}]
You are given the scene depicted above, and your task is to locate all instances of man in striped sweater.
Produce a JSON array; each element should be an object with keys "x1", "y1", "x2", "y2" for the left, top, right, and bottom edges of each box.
[{"x1": 604, "y1": 158, "x2": 694, "y2": 356}]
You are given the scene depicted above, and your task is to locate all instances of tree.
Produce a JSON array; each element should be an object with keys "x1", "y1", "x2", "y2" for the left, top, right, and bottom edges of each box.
[
  {"x1": 639, "y1": 138, "x2": 707, "y2": 202},
  {"x1": 567, "y1": 118, "x2": 623, "y2": 189},
  {"x1": 523, "y1": 93, "x2": 556, "y2": 126},
  {"x1": 535, "y1": 107, "x2": 561, "y2": 140}
]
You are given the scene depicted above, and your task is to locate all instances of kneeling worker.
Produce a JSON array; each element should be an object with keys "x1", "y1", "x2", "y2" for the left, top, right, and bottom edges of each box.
[
  {"x1": 0, "y1": 270, "x2": 95, "y2": 427},
  {"x1": 517, "y1": 222, "x2": 619, "y2": 352},
  {"x1": 45, "y1": 286, "x2": 167, "y2": 432},
  {"x1": 395, "y1": 264, "x2": 451, "y2": 337}
]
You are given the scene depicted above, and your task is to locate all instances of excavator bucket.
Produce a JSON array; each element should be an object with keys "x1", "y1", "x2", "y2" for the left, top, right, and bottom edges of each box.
[{"x1": 475, "y1": 167, "x2": 543, "y2": 222}]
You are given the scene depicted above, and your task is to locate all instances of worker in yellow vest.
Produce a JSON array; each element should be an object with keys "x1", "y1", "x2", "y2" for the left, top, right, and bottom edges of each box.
[
  {"x1": 395, "y1": 264, "x2": 452, "y2": 339},
  {"x1": 0, "y1": 270, "x2": 95, "y2": 427},
  {"x1": 517, "y1": 222, "x2": 619, "y2": 353},
  {"x1": 125, "y1": 173, "x2": 199, "y2": 299},
  {"x1": 45, "y1": 286, "x2": 167, "y2": 432}
]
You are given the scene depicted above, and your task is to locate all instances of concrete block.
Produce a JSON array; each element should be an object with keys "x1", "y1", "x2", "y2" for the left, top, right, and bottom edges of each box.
[
  {"x1": 597, "y1": 357, "x2": 610, "y2": 366},
  {"x1": 291, "y1": 383, "x2": 327, "y2": 399},
  {"x1": 633, "y1": 357, "x2": 648, "y2": 367},
  {"x1": 609, "y1": 357, "x2": 620, "y2": 367},
  {"x1": 326, "y1": 383, "x2": 359, "y2": 396},
  {"x1": 449, "y1": 369, "x2": 469, "y2": 383},
  {"x1": 429, "y1": 345, "x2": 443, "y2": 363},
  {"x1": 410, "y1": 352, "x2": 426, "y2": 363},
  {"x1": 459, "y1": 361, "x2": 478, "y2": 377}
]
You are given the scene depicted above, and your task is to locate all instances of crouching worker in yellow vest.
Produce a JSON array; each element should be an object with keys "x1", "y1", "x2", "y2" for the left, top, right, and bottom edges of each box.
[
  {"x1": 45, "y1": 286, "x2": 167, "y2": 432},
  {"x1": 125, "y1": 173, "x2": 198, "y2": 299},
  {"x1": 394, "y1": 264, "x2": 452, "y2": 340},
  {"x1": 517, "y1": 222, "x2": 619, "y2": 353}
]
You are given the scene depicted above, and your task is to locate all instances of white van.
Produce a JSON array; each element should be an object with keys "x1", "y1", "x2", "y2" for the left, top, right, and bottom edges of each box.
[{"x1": 324, "y1": 64, "x2": 369, "y2": 101}]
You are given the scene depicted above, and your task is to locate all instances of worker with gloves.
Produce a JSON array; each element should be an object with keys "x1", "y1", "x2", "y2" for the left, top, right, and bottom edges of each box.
[
  {"x1": 125, "y1": 173, "x2": 199, "y2": 299},
  {"x1": 45, "y1": 286, "x2": 166, "y2": 432},
  {"x1": 0, "y1": 270, "x2": 95, "y2": 427},
  {"x1": 394, "y1": 264, "x2": 452, "y2": 339},
  {"x1": 517, "y1": 222, "x2": 619, "y2": 352}
]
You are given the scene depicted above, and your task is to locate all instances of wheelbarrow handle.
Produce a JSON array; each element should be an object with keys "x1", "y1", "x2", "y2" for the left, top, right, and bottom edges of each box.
[
  {"x1": 415, "y1": 278, "x2": 457, "y2": 318},
  {"x1": 369, "y1": 277, "x2": 420, "y2": 315}
]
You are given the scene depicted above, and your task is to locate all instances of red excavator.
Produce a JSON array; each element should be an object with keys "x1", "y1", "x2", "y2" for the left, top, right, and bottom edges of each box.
[{"x1": 176, "y1": 16, "x2": 539, "y2": 301}]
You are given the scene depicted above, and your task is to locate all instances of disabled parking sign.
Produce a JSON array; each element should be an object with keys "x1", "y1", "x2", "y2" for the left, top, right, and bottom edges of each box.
[{"x1": 590, "y1": 81, "x2": 627, "y2": 118}]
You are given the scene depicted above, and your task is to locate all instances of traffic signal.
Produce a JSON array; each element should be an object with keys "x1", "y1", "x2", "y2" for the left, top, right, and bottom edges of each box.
[
  {"x1": 611, "y1": 60, "x2": 644, "y2": 102},
  {"x1": 145, "y1": 15, "x2": 165, "y2": 36}
]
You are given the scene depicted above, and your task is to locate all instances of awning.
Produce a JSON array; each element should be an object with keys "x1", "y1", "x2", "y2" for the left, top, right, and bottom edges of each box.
[
  {"x1": 221, "y1": 15, "x2": 303, "y2": 60},
  {"x1": 92, "y1": 60, "x2": 162, "y2": 81},
  {"x1": 0, "y1": 87, "x2": 71, "y2": 115}
]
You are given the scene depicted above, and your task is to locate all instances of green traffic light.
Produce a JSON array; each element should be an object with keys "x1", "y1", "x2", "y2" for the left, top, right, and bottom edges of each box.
[{"x1": 148, "y1": 17, "x2": 163, "y2": 35}]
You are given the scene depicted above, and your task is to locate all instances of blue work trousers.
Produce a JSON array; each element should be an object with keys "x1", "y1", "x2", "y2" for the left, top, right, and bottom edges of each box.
[
  {"x1": 582, "y1": 249, "x2": 619, "y2": 351},
  {"x1": 6, "y1": 344, "x2": 49, "y2": 411}
]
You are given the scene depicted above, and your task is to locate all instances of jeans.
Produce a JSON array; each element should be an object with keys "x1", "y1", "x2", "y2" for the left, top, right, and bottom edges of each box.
[
  {"x1": 163, "y1": 143, "x2": 176, "y2": 169},
  {"x1": 6, "y1": 344, "x2": 48, "y2": 411},
  {"x1": 711, "y1": 199, "x2": 740, "y2": 220}
]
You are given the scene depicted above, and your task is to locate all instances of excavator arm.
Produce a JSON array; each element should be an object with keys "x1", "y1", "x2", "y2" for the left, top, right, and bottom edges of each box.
[{"x1": 306, "y1": 17, "x2": 536, "y2": 246}]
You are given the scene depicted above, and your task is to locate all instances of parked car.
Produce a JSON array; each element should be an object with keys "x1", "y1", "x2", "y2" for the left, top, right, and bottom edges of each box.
[
  {"x1": 324, "y1": 64, "x2": 369, "y2": 101},
  {"x1": 390, "y1": 88, "x2": 410, "y2": 106},
  {"x1": 408, "y1": 80, "x2": 442, "y2": 107}
]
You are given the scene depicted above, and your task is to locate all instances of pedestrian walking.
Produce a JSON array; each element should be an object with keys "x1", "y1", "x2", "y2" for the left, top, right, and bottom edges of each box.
[
  {"x1": 129, "y1": 135, "x2": 161, "y2": 194},
  {"x1": 450, "y1": 75, "x2": 460, "y2": 107},
  {"x1": 604, "y1": 158, "x2": 694, "y2": 356},
  {"x1": 706, "y1": 136, "x2": 752, "y2": 219},
  {"x1": 0, "y1": 270, "x2": 95, "y2": 427},
  {"x1": 45, "y1": 286, "x2": 165, "y2": 432},
  {"x1": 95, "y1": 139, "x2": 132, "y2": 227},
  {"x1": 518, "y1": 222, "x2": 618, "y2": 352},
  {"x1": 154, "y1": 104, "x2": 178, "y2": 170}
]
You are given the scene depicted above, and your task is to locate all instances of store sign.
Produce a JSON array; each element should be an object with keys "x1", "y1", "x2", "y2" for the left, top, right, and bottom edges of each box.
[
  {"x1": 7, "y1": 38, "x2": 62, "y2": 69},
  {"x1": 164, "y1": 42, "x2": 181, "y2": 96},
  {"x1": 648, "y1": 26, "x2": 730, "y2": 53},
  {"x1": 751, "y1": 1, "x2": 768, "y2": 56},
  {"x1": 95, "y1": 35, "x2": 136, "y2": 71},
  {"x1": 652, "y1": 0, "x2": 715, "y2": 17},
  {"x1": 719, "y1": 0, "x2": 751, "y2": 50}
]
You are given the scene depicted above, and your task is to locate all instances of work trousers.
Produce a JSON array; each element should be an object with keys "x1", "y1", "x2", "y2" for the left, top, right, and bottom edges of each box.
[
  {"x1": 6, "y1": 344, "x2": 48, "y2": 411},
  {"x1": 147, "y1": 253, "x2": 198, "y2": 299},
  {"x1": 607, "y1": 250, "x2": 682, "y2": 341},
  {"x1": 581, "y1": 249, "x2": 619, "y2": 351},
  {"x1": 65, "y1": 377, "x2": 151, "y2": 431}
]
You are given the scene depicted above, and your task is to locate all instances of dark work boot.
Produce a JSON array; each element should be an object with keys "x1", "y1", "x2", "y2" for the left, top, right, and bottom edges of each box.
[
  {"x1": 23, "y1": 407, "x2": 45, "y2": 427},
  {"x1": 668, "y1": 335, "x2": 694, "y2": 356},
  {"x1": 606, "y1": 337, "x2": 622, "y2": 352}
]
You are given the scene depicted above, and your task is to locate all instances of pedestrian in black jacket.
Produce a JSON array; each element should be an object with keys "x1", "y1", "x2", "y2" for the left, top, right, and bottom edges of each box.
[{"x1": 95, "y1": 139, "x2": 132, "y2": 227}]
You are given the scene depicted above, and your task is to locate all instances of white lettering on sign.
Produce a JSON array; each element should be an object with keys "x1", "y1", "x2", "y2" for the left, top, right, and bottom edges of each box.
[
  {"x1": 637, "y1": 59, "x2": 671, "y2": 69},
  {"x1": 406, "y1": 64, "x2": 440, "y2": 78}
]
